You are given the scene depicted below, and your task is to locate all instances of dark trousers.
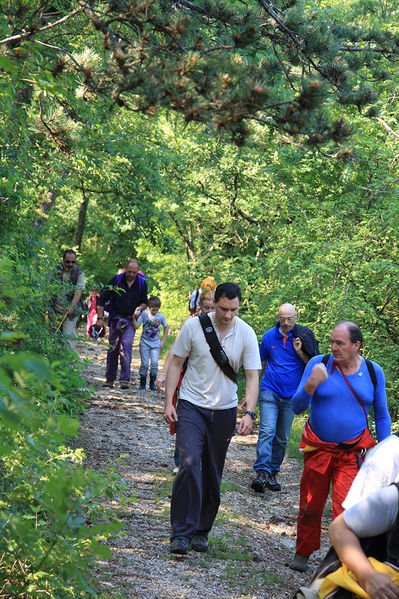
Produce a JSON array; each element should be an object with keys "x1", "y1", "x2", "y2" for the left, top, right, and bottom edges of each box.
[{"x1": 170, "y1": 399, "x2": 237, "y2": 542}]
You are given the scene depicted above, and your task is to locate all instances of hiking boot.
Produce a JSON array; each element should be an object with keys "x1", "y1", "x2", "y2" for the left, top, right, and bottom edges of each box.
[
  {"x1": 102, "y1": 380, "x2": 114, "y2": 388},
  {"x1": 170, "y1": 537, "x2": 190, "y2": 555},
  {"x1": 265, "y1": 472, "x2": 281, "y2": 492},
  {"x1": 251, "y1": 470, "x2": 268, "y2": 493},
  {"x1": 191, "y1": 534, "x2": 208, "y2": 553},
  {"x1": 289, "y1": 552, "x2": 309, "y2": 572},
  {"x1": 139, "y1": 376, "x2": 146, "y2": 390},
  {"x1": 149, "y1": 374, "x2": 156, "y2": 390},
  {"x1": 120, "y1": 381, "x2": 129, "y2": 390}
]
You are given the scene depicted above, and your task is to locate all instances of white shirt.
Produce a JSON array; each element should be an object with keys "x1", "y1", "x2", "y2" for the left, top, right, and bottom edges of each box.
[
  {"x1": 173, "y1": 313, "x2": 261, "y2": 410},
  {"x1": 343, "y1": 435, "x2": 399, "y2": 509},
  {"x1": 344, "y1": 484, "x2": 399, "y2": 538}
]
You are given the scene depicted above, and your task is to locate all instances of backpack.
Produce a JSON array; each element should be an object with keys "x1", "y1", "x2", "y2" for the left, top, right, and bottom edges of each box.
[{"x1": 114, "y1": 270, "x2": 146, "y2": 295}]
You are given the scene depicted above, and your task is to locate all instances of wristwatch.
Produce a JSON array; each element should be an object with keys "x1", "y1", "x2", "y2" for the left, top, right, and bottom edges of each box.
[{"x1": 245, "y1": 410, "x2": 256, "y2": 420}]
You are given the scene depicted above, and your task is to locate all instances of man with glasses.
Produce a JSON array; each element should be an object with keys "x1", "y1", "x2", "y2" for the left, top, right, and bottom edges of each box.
[
  {"x1": 51, "y1": 249, "x2": 85, "y2": 351},
  {"x1": 250, "y1": 303, "x2": 318, "y2": 494}
]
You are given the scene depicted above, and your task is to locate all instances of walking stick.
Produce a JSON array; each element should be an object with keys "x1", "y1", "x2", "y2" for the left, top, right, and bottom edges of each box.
[{"x1": 55, "y1": 311, "x2": 68, "y2": 333}]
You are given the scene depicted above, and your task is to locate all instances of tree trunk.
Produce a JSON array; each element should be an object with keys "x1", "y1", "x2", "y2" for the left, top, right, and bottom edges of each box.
[{"x1": 74, "y1": 185, "x2": 89, "y2": 250}]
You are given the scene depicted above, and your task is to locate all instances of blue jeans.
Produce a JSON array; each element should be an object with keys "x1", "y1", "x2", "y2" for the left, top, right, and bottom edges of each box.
[
  {"x1": 139, "y1": 338, "x2": 160, "y2": 377},
  {"x1": 253, "y1": 388, "x2": 295, "y2": 474}
]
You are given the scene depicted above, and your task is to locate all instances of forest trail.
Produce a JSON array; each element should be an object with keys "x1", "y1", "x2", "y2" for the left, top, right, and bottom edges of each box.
[{"x1": 77, "y1": 338, "x2": 329, "y2": 599}]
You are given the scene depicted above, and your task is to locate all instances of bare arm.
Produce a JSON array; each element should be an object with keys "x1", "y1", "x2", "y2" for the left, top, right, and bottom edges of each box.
[
  {"x1": 68, "y1": 289, "x2": 82, "y2": 315},
  {"x1": 132, "y1": 314, "x2": 141, "y2": 330},
  {"x1": 237, "y1": 369, "x2": 259, "y2": 436},
  {"x1": 329, "y1": 514, "x2": 399, "y2": 599},
  {"x1": 239, "y1": 361, "x2": 264, "y2": 410},
  {"x1": 164, "y1": 354, "x2": 187, "y2": 424},
  {"x1": 293, "y1": 337, "x2": 310, "y2": 364},
  {"x1": 160, "y1": 325, "x2": 169, "y2": 350}
]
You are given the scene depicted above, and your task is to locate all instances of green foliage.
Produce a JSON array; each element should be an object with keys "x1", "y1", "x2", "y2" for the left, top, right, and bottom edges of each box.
[{"x1": 0, "y1": 252, "x2": 128, "y2": 598}]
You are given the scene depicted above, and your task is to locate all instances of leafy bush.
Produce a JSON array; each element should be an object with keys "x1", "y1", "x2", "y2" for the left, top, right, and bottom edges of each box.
[{"x1": 0, "y1": 252, "x2": 127, "y2": 598}]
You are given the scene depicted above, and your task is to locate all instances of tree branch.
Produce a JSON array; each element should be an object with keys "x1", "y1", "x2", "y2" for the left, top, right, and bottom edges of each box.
[{"x1": 0, "y1": 7, "x2": 82, "y2": 45}]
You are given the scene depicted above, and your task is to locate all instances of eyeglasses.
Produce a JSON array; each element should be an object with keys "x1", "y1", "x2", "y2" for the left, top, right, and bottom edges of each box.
[
  {"x1": 64, "y1": 260, "x2": 76, "y2": 264},
  {"x1": 279, "y1": 317, "x2": 295, "y2": 323}
]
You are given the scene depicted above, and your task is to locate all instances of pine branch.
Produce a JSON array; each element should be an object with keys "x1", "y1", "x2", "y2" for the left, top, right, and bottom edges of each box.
[{"x1": 0, "y1": 7, "x2": 82, "y2": 45}]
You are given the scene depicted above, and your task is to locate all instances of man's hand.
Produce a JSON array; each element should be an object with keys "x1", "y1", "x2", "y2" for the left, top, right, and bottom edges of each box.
[
  {"x1": 67, "y1": 306, "x2": 75, "y2": 316},
  {"x1": 164, "y1": 404, "x2": 178, "y2": 425},
  {"x1": 237, "y1": 414, "x2": 253, "y2": 436},
  {"x1": 310, "y1": 363, "x2": 328, "y2": 384},
  {"x1": 133, "y1": 307, "x2": 141, "y2": 318},
  {"x1": 363, "y1": 571, "x2": 399, "y2": 599},
  {"x1": 293, "y1": 337, "x2": 303, "y2": 353},
  {"x1": 304, "y1": 362, "x2": 328, "y2": 394}
]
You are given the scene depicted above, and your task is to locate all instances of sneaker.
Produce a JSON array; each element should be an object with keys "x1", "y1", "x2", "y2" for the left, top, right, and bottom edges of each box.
[
  {"x1": 251, "y1": 470, "x2": 268, "y2": 493},
  {"x1": 120, "y1": 381, "x2": 129, "y2": 389},
  {"x1": 102, "y1": 380, "x2": 114, "y2": 388},
  {"x1": 289, "y1": 552, "x2": 309, "y2": 572},
  {"x1": 170, "y1": 537, "x2": 190, "y2": 555},
  {"x1": 265, "y1": 472, "x2": 281, "y2": 492},
  {"x1": 191, "y1": 534, "x2": 208, "y2": 553}
]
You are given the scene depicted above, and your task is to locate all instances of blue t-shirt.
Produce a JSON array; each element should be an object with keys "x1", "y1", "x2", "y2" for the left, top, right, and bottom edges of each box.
[
  {"x1": 291, "y1": 354, "x2": 391, "y2": 443},
  {"x1": 259, "y1": 323, "x2": 306, "y2": 398},
  {"x1": 138, "y1": 311, "x2": 167, "y2": 342}
]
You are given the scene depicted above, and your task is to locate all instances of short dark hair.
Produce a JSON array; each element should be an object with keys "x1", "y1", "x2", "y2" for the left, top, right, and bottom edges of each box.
[
  {"x1": 215, "y1": 282, "x2": 241, "y2": 303},
  {"x1": 335, "y1": 321, "x2": 363, "y2": 346},
  {"x1": 148, "y1": 296, "x2": 161, "y2": 308},
  {"x1": 63, "y1": 249, "x2": 76, "y2": 259}
]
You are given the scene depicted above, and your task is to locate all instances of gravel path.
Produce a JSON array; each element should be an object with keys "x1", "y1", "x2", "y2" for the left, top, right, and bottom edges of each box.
[{"x1": 77, "y1": 339, "x2": 330, "y2": 599}]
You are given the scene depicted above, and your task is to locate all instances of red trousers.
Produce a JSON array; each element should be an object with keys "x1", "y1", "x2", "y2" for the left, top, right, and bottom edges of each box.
[{"x1": 296, "y1": 447, "x2": 360, "y2": 556}]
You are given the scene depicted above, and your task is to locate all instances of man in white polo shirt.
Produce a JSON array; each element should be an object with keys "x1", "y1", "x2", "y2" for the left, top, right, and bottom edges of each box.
[{"x1": 164, "y1": 282, "x2": 261, "y2": 555}]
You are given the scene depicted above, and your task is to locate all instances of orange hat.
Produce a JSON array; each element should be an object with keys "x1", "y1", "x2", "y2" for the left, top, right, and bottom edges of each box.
[{"x1": 201, "y1": 277, "x2": 216, "y2": 291}]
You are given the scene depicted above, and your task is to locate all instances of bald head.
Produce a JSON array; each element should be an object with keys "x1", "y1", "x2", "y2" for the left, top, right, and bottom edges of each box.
[
  {"x1": 278, "y1": 303, "x2": 297, "y2": 334},
  {"x1": 125, "y1": 259, "x2": 139, "y2": 282}
]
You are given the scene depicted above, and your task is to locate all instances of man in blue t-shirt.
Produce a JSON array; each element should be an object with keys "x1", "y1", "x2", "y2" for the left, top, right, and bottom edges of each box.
[{"x1": 251, "y1": 303, "x2": 318, "y2": 493}]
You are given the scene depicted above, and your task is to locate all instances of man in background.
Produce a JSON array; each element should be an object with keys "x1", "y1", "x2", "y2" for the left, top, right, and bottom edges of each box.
[
  {"x1": 251, "y1": 303, "x2": 318, "y2": 493},
  {"x1": 97, "y1": 259, "x2": 147, "y2": 390},
  {"x1": 51, "y1": 249, "x2": 85, "y2": 351}
]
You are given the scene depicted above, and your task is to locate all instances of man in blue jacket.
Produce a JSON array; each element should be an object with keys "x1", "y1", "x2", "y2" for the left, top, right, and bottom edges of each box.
[{"x1": 251, "y1": 303, "x2": 318, "y2": 493}]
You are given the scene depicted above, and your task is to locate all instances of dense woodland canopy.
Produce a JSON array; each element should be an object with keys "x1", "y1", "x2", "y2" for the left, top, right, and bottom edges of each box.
[{"x1": 1, "y1": 0, "x2": 399, "y2": 596}]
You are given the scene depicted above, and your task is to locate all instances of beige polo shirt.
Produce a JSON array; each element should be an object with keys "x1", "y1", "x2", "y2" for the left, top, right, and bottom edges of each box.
[{"x1": 173, "y1": 313, "x2": 261, "y2": 410}]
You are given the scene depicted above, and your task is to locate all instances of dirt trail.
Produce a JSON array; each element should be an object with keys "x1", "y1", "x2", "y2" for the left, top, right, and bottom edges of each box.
[{"x1": 77, "y1": 338, "x2": 329, "y2": 599}]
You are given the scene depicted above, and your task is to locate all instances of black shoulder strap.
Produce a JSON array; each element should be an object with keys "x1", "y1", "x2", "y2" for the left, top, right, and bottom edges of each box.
[
  {"x1": 365, "y1": 359, "x2": 377, "y2": 390},
  {"x1": 321, "y1": 354, "x2": 376, "y2": 390},
  {"x1": 321, "y1": 354, "x2": 330, "y2": 366},
  {"x1": 198, "y1": 314, "x2": 237, "y2": 384}
]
